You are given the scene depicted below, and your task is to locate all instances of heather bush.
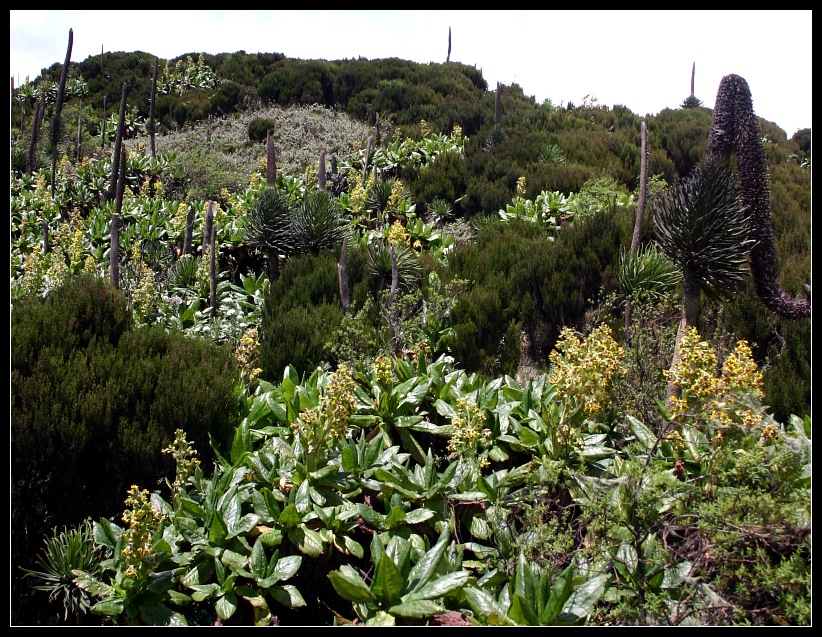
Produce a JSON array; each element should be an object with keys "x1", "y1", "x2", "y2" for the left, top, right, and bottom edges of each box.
[{"x1": 11, "y1": 274, "x2": 241, "y2": 626}]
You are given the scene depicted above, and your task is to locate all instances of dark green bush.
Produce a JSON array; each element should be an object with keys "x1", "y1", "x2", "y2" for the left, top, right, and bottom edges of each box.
[
  {"x1": 247, "y1": 117, "x2": 278, "y2": 143},
  {"x1": 444, "y1": 208, "x2": 635, "y2": 377},
  {"x1": 11, "y1": 275, "x2": 241, "y2": 625}
]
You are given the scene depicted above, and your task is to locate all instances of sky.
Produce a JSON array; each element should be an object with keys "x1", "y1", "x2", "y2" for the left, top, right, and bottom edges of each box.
[{"x1": 9, "y1": 10, "x2": 812, "y2": 137}]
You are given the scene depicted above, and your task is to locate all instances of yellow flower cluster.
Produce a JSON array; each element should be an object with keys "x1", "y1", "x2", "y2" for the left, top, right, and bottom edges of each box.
[
  {"x1": 448, "y1": 396, "x2": 491, "y2": 456},
  {"x1": 548, "y1": 324, "x2": 626, "y2": 419},
  {"x1": 388, "y1": 179, "x2": 405, "y2": 210},
  {"x1": 195, "y1": 248, "x2": 211, "y2": 291},
  {"x1": 249, "y1": 171, "x2": 262, "y2": 189},
  {"x1": 131, "y1": 247, "x2": 158, "y2": 324},
  {"x1": 171, "y1": 202, "x2": 189, "y2": 237},
  {"x1": 419, "y1": 119, "x2": 432, "y2": 138},
  {"x1": 161, "y1": 429, "x2": 200, "y2": 498},
  {"x1": 51, "y1": 215, "x2": 86, "y2": 274},
  {"x1": 347, "y1": 169, "x2": 373, "y2": 213},
  {"x1": 387, "y1": 220, "x2": 409, "y2": 247},
  {"x1": 20, "y1": 243, "x2": 47, "y2": 297},
  {"x1": 666, "y1": 327, "x2": 766, "y2": 437},
  {"x1": 372, "y1": 354, "x2": 394, "y2": 385},
  {"x1": 516, "y1": 176, "x2": 527, "y2": 199},
  {"x1": 304, "y1": 162, "x2": 317, "y2": 188},
  {"x1": 120, "y1": 485, "x2": 163, "y2": 580},
  {"x1": 235, "y1": 326, "x2": 263, "y2": 384},
  {"x1": 292, "y1": 363, "x2": 358, "y2": 453},
  {"x1": 451, "y1": 124, "x2": 463, "y2": 140}
]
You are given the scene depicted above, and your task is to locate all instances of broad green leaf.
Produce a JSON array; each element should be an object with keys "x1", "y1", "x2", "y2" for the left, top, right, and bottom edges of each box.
[
  {"x1": 90, "y1": 598, "x2": 125, "y2": 617},
  {"x1": 328, "y1": 566, "x2": 376, "y2": 603},
  {"x1": 626, "y1": 414, "x2": 656, "y2": 451},
  {"x1": 258, "y1": 529, "x2": 283, "y2": 548},
  {"x1": 188, "y1": 583, "x2": 221, "y2": 602},
  {"x1": 250, "y1": 538, "x2": 267, "y2": 580},
  {"x1": 216, "y1": 591, "x2": 239, "y2": 620},
  {"x1": 559, "y1": 573, "x2": 609, "y2": 621},
  {"x1": 404, "y1": 508, "x2": 435, "y2": 525},
  {"x1": 470, "y1": 515, "x2": 492, "y2": 540},
  {"x1": 661, "y1": 561, "x2": 692, "y2": 588},
  {"x1": 519, "y1": 426, "x2": 541, "y2": 448},
  {"x1": 372, "y1": 553, "x2": 405, "y2": 607},
  {"x1": 462, "y1": 586, "x2": 517, "y2": 626},
  {"x1": 541, "y1": 564, "x2": 573, "y2": 625},
  {"x1": 93, "y1": 518, "x2": 121, "y2": 550},
  {"x1": 72, "y1": 571, "x2": 114, "y2": 598},
  {"x1": 385, "y1": 505, "x2": 407, "y2": 529},
  {"x1": 221, "y1": 548, "x2": 249, "y2": 573},
  {"x1": 343, "y1": 535, "x2": 365, "y2": 559},
  {"x1": 271, "y1": 554, "x2": 302, "y2": 581},
  {"x1": 357, "y1": 504, "x2": 386, "y2": 531},
  {"x1": 295, "y1": 478, "x2": 311, "y2": 513},
  {"x1": 279, "y1": 503, "x2": 302, "y2": 529},
  {"x1": 405, "y1": 571, "x2": 469, "y2": 601},
  {"x1": 288, "y1": 526, "x2": 324, "y2": 557},
  {"x1": 269, "y1": 584, "x2": 306, "y2": 608},
  {"x1": 140, "y1": 602, "x2": 189, "y2": 626},
  {"x1": 341, "y1": 444, "x2": 357, "y2": 472},
  {"x1": 406, "y1": 533, "x2": 447, "y2": 594},
  {"x1": 388, "y1": 599, "x2": 444, "y2": 618}
]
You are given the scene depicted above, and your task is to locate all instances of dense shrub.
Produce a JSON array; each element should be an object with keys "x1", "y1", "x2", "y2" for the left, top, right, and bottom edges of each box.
[
  {"x1": 248, "y1": 117, "x2": 279, "y2": 143},
  {"x1": 11, "y1": 275, "x2": 241, "y2": 626},
  {"x1": 444, "y1": 207, "x2": 636, "y2": 377}
]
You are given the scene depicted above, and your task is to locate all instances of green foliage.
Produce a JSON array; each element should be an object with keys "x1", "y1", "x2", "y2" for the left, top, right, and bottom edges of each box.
[
  {"x1": 248, "y1": 117, "x2": 278, "y2": 143},
  {"x1": 12, "y1": 274, "x2": 241, "y2": 625},
  {"x1": 445, "y1": 207, "x2": 635, "y2": 377},
  {"x1": 20, "y1": 519, "x2": 102, "y2": 623},
  {"x1": 654, "y1": 157, "x2": 755, "y2": 302}
]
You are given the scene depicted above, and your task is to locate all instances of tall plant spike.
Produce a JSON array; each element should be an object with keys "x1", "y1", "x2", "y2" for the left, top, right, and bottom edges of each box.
[
  {"x1": 447, "y1": 27, "x2": 451, "y2": 63},
  {"x1": 266, "y1": 130, "x2": 277, "y2": 185},
  {"x1": 149, "y1": 57, "x2": 158, "y2": 157},
  {"x1": 625, "y1": 120, "x2": 649, "y2": 333},
  {"x1": 50, "y1": 28, "x2": 73, "y2": 197},
  {"x1": 107, "y1": 82, "x2": 129, "y2": 202},
  {"x1": 708, "y1": 73, "x2": 811, "y2": 319},
  {"x1": 209, "y1": 204, "x2": 218, "y2": 318}
]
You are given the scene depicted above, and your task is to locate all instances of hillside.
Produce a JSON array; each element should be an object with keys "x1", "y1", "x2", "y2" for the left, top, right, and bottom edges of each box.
[{"x1": 10, "y1": 50, "x2": 812, "y2": 627}]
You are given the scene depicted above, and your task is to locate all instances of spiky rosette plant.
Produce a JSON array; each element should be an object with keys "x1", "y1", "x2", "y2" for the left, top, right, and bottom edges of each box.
[
  {"x1": 708, "y1": 73, "x2": 811, "y2": 319},
  {"x1": 244, "y1": 186, "x2": 295, "y2": 279},
  {"x1": 654, "y1": 156, "x2": 755, "y2": 404},
  {"x1": 654, "y1": 156, "x2": 754, "y2": 326},
  {"x1": 291, "y1": 189, "x2": 350, "y2": 256}
]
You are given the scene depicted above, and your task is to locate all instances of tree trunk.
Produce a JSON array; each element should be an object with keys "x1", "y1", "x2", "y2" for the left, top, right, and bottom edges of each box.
[
  {"x1": 337, "y1": 236, "x2": 350, "y2": 314},
  {"x1": 318, "y1": 149, "x2": 327, "y2": 191},
  {"x1": 76, "y1": 98, "x2": 83, "y2": 163},
  {"x1": 388, "y1": 245, "x2": 401, "y2": 348},
  {"x1": 50, "y1": 28, "x2": 73, "y2": 197},
  {"x1": 203, "y1": 200, "x2": 215, "y2": 257},
  {"x1": 149, "y1": 57, "x2": 158, "y2": 158},
  {"x1": 209, "y1": 211, "x2": 217, "y2": 319},
  {"x1": 625, "y1": 121, "x2": 649, "y2": 333},
  {"x1": 266, "y1": 130, "x2": 277, "y2": 185},
  {"x1": 107, "y1": 82, "x2": 129, "y2": 202},
  {"x1": 101, "y1": 95, "x2": 107, "y2": 151},
  {"x1": 183, "y1": 203, "x2": 195, "y2": 256},
  {"x1": 111, "y1": 146, "x2": 127, "y2": 289}
]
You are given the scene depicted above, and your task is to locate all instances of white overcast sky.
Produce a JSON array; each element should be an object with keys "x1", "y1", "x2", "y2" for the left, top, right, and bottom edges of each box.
[{"x1": 10, "y1": 10, "x2": 812, "y2": 137}]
